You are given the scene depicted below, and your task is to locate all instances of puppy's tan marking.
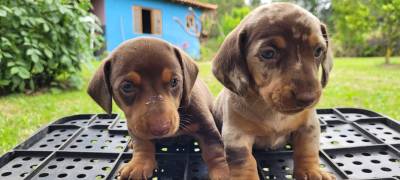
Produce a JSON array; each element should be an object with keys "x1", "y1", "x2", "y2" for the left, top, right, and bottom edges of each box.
[
  {"x1": 161, "y1": 68, "x2": 173, "y2": 83},
  {"x1": 273, "y1": 36, "x2": 287, "y2": 49},
  {"x1": 127, "y1": 71, "x2": 141, "y2": 85},
  {"x1": 308, "y1": 34, "x2": 326, "y2": 50}
]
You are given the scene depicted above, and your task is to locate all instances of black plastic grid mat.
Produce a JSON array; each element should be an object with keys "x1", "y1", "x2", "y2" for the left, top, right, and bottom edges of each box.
[{"x1": 0, "y1": 108, "x2": 399, "y2": 180}]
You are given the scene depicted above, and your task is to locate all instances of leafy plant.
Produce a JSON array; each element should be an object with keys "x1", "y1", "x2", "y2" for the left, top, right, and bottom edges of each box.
[
  {"x1": 0, "y1": 0, "x2": 103, "y2": 94},
  {"x1": 373, "y1": 0, "x2": 400, "y2": 64},
  {"x1": 199, "y1": 6, "x2": 250, "y2": 61},
  {"x1": 199, "y1": 0, "x2": 246, "y2": 38},
  {"x1": 332, "y1": 0, "x2": 400, "y2": 61},
  {"x1": 221, "y1": 6, "x2": 251, "y2": 36}
]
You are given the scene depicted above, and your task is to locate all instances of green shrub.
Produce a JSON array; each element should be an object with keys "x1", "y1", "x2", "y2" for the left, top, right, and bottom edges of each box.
[
  {"x1": 221, "y1": 6, "x2": 250, "y2": 36},
  {"x1": 200, "y1": 6, "x2": 250, "y2": 61},
  {"x1": 0, "y1": 0, "x2": 103, "y2": 94},
  {"x1": 200, "y1": 36, "x2": 224, "y2": 61}
]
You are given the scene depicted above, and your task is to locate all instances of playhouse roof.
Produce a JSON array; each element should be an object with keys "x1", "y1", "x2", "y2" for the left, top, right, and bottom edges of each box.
[{"x1": 170, "y1": 0, "x2": 217, "y2": 10}]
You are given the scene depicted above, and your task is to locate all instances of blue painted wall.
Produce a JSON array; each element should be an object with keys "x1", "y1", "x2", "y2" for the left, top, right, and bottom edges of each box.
[{"x1": 105, "y1": 0, "x2": 203, "y2": 59}]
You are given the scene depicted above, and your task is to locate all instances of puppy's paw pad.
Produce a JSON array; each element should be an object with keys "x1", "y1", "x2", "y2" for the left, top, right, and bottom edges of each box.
[
  {"x1": 295, "y1": 168, "x2": 336, "y2": 180},
  {"x1": 118, "y1": 160, "x2": 156, "y2": 180}
]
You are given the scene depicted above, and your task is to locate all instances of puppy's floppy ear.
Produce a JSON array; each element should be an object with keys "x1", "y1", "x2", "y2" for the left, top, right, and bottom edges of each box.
[
  {"x1": 174, "y1": 47, "x2": 199, "y2": 106},
  {"x1": 87, "y1": 57, "x2": 113, "y2": 114},
  {"x1": 320, "y1": 23, "x2": 333, "y2": 88},
  {"x1": 212, "y1": 26, "x2": 250, "y2": 96}
]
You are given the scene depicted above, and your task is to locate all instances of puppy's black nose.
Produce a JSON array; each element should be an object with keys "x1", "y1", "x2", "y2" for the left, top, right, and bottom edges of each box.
[
  {"x1": 294, "y1": 92, "x2": 316, "y2": 107},
  {"x1": 149, "y1": 120, "x2": 170, "y2": 136}
]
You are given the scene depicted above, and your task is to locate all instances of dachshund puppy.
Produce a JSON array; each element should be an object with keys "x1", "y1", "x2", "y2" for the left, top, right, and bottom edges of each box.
[
  {"x1": 88, "y1": 37, "x2": 228, "y2": 180},
  {"x1": 212, "y1": 3, "x2": 334, "y2": 180}
]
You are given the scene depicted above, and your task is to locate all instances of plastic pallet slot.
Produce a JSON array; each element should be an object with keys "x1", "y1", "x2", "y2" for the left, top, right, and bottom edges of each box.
[
  {"x1": 255, "y1": 151, "x2": 345, "y2": 179},
  {"x1": 324, "y1": 145, "x2": 400, "y2": 179},
  {"x1": 355, "y1": 118, "x2": 400, "y2": 144},
  {"x1": 0, "y1": 151, "x2": 51, "y2": 179},
  {"x1": 109, "y1": 118, "x2": 128, "y2": 132},
  {"x1": 110, "y1": 153, "x2": 188, "y2": 180},
  {"x1": 28, "y1": 151, "x2": 119, "y2": 180},
  {"x1": 62, "y1": 125, "x2": 129, "y2": 153},
  {"x1": 317, "y1": 108, "x2": 346, "y2": 122},
  {"x1": 52, "y1": 114, "x2": 96, "y2": 126},
  {"x1": 336, "y1": 108, "x2": 383, "y2": 121},
  {"x1": 320, "y1": 120, "x2": 379, "y2": 149},
  {"x1": 394, "y1": 144, "x2": 400, "y2": 151},
  {"x1": 92, "y1": 114, "x2": 120, "y2": 126},
  {"x1": 14, "y1": 125, "x2": 81, "y2": 151},
  {"x1": 52, "y1": 114, "x2": 119, "y2": 127},
  {"x1": 0, "y1": 108, "x2": 400, "y2": 180}
]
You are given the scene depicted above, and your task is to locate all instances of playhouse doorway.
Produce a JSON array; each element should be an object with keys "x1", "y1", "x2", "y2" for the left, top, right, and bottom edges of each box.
[
  {"x1": 141, "y1": 9, "x2": 152, "y2": 34},
  {"x1": 133, "y1": 6, "x2": 162, "y2": 35}
]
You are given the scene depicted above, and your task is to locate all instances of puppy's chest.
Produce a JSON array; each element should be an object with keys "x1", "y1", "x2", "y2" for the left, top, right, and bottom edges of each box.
[{"x1": 253, "y1": 117, "x2": 299, "y2": 149}]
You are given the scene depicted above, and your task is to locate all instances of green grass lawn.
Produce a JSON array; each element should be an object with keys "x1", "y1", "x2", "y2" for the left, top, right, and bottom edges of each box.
[{"x1": 0, "y1": 57, "x2": 399, "y2": 154}]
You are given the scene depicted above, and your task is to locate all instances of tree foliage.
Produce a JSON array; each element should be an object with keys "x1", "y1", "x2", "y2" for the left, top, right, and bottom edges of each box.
[
  {"x1": 199, "y1": 0, "x2": 246, "y2": 38},
  {"x1": 274, "y1": 0, "x2": 332, "y2": 26},
  {"x1": 332, "y1": 0, "x2": 375, "y2": 56},
  {"x1": 220, "y1": 6, "x2": 251, "y2": 36},
  {"x1": 199, "y1": 0, "x2": 400, "y2": 61},
  {"x1": 201, "y1": 0, "x2": 245, "y2": 18},
  {"x1": 373, "y1": 0, "x2": 400, "y2": 63},
  {"x1": 0, "y1": 0, "x2": 103, "y2": 94},
  {"x1": 332, "y1": 0, "x2": 400, "y2": 62}
]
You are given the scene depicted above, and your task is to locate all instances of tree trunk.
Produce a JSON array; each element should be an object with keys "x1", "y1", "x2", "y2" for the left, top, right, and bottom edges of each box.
[{"x1": 385, "y1": 46, "x2": 392, "y2": 64}]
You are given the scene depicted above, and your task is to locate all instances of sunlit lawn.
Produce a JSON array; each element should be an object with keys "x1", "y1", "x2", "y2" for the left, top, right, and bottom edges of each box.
[{"x1": 0, "y1": 57, "x2": 399, "y2": 154}]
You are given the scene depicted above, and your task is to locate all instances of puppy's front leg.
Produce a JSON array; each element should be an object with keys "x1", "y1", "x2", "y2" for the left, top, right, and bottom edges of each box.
[
  {"x1": 118, "y1": 138, "x2": 156, "y2": 180},
  {"x1": 195, "y1": 123, "x2": 229, "y2": 180},
  {"x1": 292, "y1": 114, "x2": 335, "y2": 180},
  {"x1": 223, "y1": 125, "x2": 258, "y2": 180}
]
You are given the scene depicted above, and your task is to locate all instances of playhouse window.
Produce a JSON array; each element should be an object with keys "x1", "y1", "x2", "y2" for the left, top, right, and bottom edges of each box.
[
  {"x1": 133, "y1": 6, "x2": 162, "y2": 35},
  {"x1": 186, "y1": 14, "x2": 195, "y2": 29}
]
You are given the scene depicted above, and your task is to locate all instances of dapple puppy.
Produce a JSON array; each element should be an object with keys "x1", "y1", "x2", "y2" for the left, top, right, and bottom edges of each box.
[{"x1": 212, "y1": 3, "x2": 334, "y2": 180}]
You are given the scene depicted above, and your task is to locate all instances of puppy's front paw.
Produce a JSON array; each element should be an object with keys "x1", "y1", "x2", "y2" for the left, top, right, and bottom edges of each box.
[
  {"x1": 294, "y1": 167, "x2": 335, "y2": 180},
  {"x1": 118, "y1": 158, "x2": 157, "y2": 180}
]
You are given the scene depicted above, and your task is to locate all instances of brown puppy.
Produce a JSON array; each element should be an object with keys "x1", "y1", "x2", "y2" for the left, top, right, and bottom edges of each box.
[
  {"x1": 88, "y1": 37, "x2": 228, "y2": 180},
  {"x1": 212, "y1": 3, "x2": 334, "y2": 180}
]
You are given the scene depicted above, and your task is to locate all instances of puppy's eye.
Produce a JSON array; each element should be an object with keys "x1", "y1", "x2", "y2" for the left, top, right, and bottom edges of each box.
[
  {"x1": 260, "y1": 47, "x2": 277, "y2": 60},
  {"x1": 170, "y1": 77, "x2": 179, "y2": 88},
  {"x1": 120, "y1": 81, "x2": 135, "y2": 93},
  {"x1": 314, "y1": 46, "x2": 324, "y2": 58}
]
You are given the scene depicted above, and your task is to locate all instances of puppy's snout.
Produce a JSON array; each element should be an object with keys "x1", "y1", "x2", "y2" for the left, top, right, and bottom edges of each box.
[
  {"x1": 149, "y1": 118, "x2": 171, "y2": 136},
  {"x1": 293, "y1": 91, "x2": 318, "y2": 107},
  {"x1": 149, "y1": 117, "x2": 171, "y2": 136}
]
